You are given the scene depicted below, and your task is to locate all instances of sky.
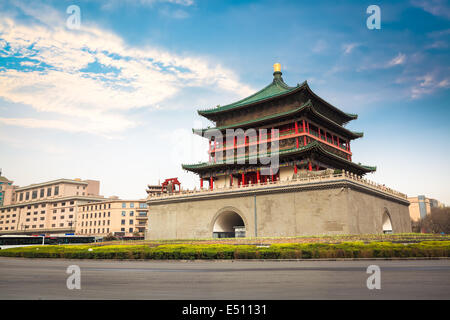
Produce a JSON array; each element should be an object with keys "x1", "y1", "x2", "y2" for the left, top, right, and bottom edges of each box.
[{"x1": 0, "y1": 0, "x2": 449, "y2": 204}]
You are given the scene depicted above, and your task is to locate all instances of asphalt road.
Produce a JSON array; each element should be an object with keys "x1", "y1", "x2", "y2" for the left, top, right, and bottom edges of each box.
[{"x1": 0, "y1": 257, "x2": 449, "y2": 299}]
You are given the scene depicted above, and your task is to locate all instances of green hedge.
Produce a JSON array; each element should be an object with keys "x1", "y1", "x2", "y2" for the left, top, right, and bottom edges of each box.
[{"x1": 1, "y1": 241, "x2": 449, "y2": 260}]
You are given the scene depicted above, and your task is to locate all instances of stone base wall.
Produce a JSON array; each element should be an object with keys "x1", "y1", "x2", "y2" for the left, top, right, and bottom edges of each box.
[{"x1": 146, "y1": 181, "x2": 411, "y2": 240}]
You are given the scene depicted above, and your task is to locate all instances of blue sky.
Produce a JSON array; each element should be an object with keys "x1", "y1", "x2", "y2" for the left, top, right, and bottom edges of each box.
[{"x1": 0, "y1": 0, "x2": 449, "y2": 204}]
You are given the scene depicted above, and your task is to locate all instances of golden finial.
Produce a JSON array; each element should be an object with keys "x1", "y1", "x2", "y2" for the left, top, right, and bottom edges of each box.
[{"x1": 273, "y1": 63, "x2": 281, "y2": 73}]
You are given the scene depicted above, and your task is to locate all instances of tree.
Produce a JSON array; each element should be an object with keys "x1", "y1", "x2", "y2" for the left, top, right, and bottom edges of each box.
[
  {"x1": 415, "y1": 207, "x2": 450, "y2": 234},
  {"x1": 103, "y1": 233, "x2": 117, "y2": 241}
]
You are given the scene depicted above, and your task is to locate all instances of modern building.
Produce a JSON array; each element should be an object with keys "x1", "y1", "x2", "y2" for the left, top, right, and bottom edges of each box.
[
  {"x1": 0, "y1": 170, "x2": 14, "y2": 207},
  {"x1": 75, "y1": 199, "x2": 148, "y2": 237},
  {"x1": 0, "y1": 178, "x2": 105, "y2": 235},
  {"x1": 408, "y1": 195, "x2": 446, "y2": 221},
  {"x1": 146, "y1": 64, "x2": 411, "y2": 239}
]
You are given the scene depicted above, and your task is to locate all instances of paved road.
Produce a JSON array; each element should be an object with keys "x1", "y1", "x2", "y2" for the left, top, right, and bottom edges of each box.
[{"x1": 0, "y1": 258, "x2": 449, "y2": 299}]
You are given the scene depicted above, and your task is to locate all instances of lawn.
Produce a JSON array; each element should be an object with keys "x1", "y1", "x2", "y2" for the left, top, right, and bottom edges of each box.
[{"x1": 0, "y1": 234, "x2": 449, "y2": 260}]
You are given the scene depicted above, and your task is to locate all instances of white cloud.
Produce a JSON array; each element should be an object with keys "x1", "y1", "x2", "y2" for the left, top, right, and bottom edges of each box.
[
  {"x1": 410, "y1": 73, "x2": 450, "y2": 98},
  {"x1": 411, "y1": 0, "x2": 450, "y2": 19},
  {"x1": 342, "y1": 43, "x2": 360, "y2": 55},
  {"x1": 0, "y1": 2, "x2": 253, "y2": 137},
  {"x1": 312, "y1": 39, "x2": 327, "y2": 53},
  {"x1": 387, "y1": 53, "x2": 406, "y2": 67},
  {"x1": 100, "y1": 0, "x2": 194, "y2": 10}
]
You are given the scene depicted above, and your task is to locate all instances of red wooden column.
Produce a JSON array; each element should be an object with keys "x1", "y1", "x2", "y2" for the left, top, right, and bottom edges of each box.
[
  {"x1": 210, "y1": 176, "x2": 213, "y2": 190},
  {"x1": 241, "y1": 172, "x2": 245, "y2": 185},
  {"x1": 302, "y1": 120, "x2": 307, "y2": 146},
  {"x1": 294, "y1": 164, "x2": 298, "y2": 174},
  {"x1": 295, "y1": 121, "x2": 299, "y2": 148},
  {"x1": 308, "y1": 161, "x2": 312, "y2": 171},
  {"x1": 200, "y1": 178, "x2": 203, "y2": 189},
  {"x1": 318, "y1": 128, "x2": 321, "y2": 140},
  {"x1": 316, "y1": 165, "x2": 319, "y2": 171},
  {"x1": 337, "y1": 136, "x2": 340, "y2": 149},
  {"x1": 257, "y1": 170, "x2": 260, "y2": 183},
  {"x1": 230, "y1": 174, "x2": 233, "y2": 186}
]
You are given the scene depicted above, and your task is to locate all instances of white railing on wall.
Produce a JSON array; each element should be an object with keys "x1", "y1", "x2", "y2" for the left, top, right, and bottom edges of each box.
[{"x1": 147, "y1": 170, "x2": 407, "y2": 201}]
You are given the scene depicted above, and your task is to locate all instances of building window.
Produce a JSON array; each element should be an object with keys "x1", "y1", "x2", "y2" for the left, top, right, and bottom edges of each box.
[
  {"x1": 19, "y1": 193, "x2": 23, "y2": 201},
  {"x1": 121, "y1": 228, "x2": 125, "y2": 232},
  {"x1": 32, "y1": 190, "x2": 37, "y2": 199},
  {"x1": 25, "y1": 192, "x2": 30, "y2": 200},
  {"x1": 40, "y1": 189, "x2": 44, "y2": 198},
  {"x1": 129, "y1": 219, "x2": 133, "y2": 225},
  {"x1": 70, "y1": 201, "x2": 74, "y2": 205},
  {"x1": 122, "y1": 203, "x2": 126, "y2": 208},
  {"x1": 54, "y1": 186, "x2": 59, "y2": 196},
  {"x1": 47, "y1": 187, "x2": 52, "y2": 196},
  {"x1": 121, "y1": 219, "x2": 125, "y2": 225},
  {"x1": 121, "y1": 211, "x2": 126, "y2": 216},
  {"x1": 139, "y1": 203, "x2": 147, "y2": 209},
  {"x1": 129, "y1": 228, "x2": 133, "y2": 233},
  {"x1": 130, "y1": 211, "x2": 134, "y2": 216},
  {"x1": 130, "y1": 203, "x2": 134, "y2": 208}
]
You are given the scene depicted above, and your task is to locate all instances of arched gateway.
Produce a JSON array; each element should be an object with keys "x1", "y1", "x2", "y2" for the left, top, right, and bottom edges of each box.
[
  {"x1": 382, "y1": 210, "x2": 393, "y2": 234},
  {"x1": 211, "y1": 207, "x2": 246, "y2": 238}
]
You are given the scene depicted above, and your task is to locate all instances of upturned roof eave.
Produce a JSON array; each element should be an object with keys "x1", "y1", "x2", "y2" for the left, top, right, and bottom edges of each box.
[
  {"x1": 197, "y1": 80, "x2": 305, "y2": 118},
  {"x1": 193, "y1": 100, "x2": 363, "y2": 139},
  {"x1": 181, "y1": 141, "x2": 375, "y2": 174}
]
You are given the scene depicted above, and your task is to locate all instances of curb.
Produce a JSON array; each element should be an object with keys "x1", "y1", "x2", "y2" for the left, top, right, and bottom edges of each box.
[{"x1": 0, "y1": 256, "x2": 449, "y2": 262}]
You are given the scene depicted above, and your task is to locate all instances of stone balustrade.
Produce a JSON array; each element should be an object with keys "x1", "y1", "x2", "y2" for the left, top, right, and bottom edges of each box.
[{"x1": 147, "y1": 170, "x2": 407, "y2": 201}]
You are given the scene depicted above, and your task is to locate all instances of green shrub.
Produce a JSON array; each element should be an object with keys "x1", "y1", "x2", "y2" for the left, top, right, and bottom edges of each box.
[{"x1": 0, "y1": 241, "x2": 449, "y2": 260}]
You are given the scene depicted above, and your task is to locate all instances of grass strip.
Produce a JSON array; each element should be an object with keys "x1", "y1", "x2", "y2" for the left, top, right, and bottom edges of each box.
[{"x1": 1, "y1": 241, "x2": 449, "y2": 260}]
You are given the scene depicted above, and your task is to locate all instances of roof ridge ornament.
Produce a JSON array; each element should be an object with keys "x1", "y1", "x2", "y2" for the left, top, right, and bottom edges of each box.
[{"x1": 273, "y1": 62, "x2": 282, "y2": 80}]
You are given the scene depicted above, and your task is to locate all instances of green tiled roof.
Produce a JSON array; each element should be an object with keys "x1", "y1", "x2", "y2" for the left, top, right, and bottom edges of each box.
[
  {"x1": 197, "y1": 73, "x2": 358, "y2": 123},
  {"x1": 193, "y1": 99, "x2": 363, "y2": 139},
  {"x1": 198, "y1": 72, "x2": 301, "y2": 115},
  {"x1": 0, "y1": 176, "x2": 12, "y2": 183},
  {"x1": 181, "y1": 140, "x2": 375, "y2": 173}
]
